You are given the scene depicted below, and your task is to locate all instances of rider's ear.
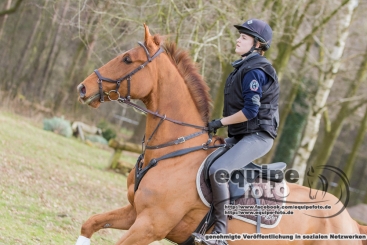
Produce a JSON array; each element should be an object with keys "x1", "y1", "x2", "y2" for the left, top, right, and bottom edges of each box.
[{"x1": 143, "y1": 24, "x2": 160, "y2": 52}]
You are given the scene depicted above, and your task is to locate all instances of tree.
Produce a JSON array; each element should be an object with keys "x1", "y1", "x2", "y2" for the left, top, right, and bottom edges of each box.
[
  {"x1": 262, "y1": 0, "x2": 351, "y2": 164},
  {"x1": 310, "y1": 43, "x2": 367, "y2": 188},
  {"x1": 292, "y1": 0, "x2": 359, "y2": 184}
]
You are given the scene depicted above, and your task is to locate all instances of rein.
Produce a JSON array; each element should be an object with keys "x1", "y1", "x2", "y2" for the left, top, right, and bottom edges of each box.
[{"x1": 118, "y1": 98, "x2": 208, "y2": 131}]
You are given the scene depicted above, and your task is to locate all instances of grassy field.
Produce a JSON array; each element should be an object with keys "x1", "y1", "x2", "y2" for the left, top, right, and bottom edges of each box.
[{"x1": 0, "y1": 111, "x2": 167, "y2": 245}]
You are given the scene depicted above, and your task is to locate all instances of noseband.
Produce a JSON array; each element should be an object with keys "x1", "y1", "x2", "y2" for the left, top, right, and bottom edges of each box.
[{"x1": 94, "y1": 41, "x2": 164, "y2": 103}]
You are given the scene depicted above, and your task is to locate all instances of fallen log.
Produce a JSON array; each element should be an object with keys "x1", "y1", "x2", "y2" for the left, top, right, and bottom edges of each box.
[
  {"x1": 109, "y1": 138, "x2": 141, "y2": 153},
  {"x1": 108, "y1": 138, "x2": 141, "y2": 173}
]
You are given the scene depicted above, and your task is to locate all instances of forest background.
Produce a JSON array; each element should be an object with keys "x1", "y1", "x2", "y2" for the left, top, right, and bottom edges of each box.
[{"x1": 1, "y1": 0, "x2": 367, "y2": 206}]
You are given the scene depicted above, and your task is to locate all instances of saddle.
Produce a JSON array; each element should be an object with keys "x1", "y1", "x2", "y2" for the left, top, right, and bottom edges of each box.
[{"x1": 202, "y1": 145, "x2": 286, "y2": 202}]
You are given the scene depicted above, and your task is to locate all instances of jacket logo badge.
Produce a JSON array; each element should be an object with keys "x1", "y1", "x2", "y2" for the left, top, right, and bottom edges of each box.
[{"x1": 250, "y1": 80, "x2": 259, "y2": 91}]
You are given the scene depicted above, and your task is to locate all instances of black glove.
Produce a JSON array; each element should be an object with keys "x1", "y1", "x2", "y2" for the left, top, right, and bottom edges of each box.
[{"x1": 207, "y1": 119, "x2": 223, "y2": 134}]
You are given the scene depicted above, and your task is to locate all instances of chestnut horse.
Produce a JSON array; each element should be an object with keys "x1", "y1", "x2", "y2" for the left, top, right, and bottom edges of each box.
[{"x1": 76, "y1": 24, "x2": 367, "y2": 245}]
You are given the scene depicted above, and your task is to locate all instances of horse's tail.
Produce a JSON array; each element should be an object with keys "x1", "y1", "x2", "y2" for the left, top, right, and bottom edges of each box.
[{"x1": 357, "y1": 222, "x2": 367, "y2": 245}]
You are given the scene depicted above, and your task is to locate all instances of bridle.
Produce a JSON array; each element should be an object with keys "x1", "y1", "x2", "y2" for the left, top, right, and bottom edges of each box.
[
  {"x1": 94, "y1": 41, "x2": 164, "y2": 103},
  {"x1": 93, "y1": 41, "x2": 209, "y2": 132}
]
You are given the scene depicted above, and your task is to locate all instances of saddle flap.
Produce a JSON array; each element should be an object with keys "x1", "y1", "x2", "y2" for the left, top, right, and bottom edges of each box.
[{"x1": 203, "y1": 146, "x2": 232, "y2": 188}]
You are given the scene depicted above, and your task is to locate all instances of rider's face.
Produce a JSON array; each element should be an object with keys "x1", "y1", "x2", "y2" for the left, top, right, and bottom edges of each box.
[{"x1": 235, "y1": 33, "x2": 255, "y2": 57}]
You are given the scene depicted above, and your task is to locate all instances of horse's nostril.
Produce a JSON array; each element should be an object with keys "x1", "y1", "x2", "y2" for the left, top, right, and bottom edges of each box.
[
  {"x1": 78, "y1": 84, "x2": 86, "y2": 98},
  {"x1": 81, "y1": 86, "x2": 86, "y2": 95}
]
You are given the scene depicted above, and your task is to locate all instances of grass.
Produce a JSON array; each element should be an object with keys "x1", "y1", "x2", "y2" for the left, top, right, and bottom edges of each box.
[{"x1": 0, "y1": 111, "x2": 167, "y2": 245}]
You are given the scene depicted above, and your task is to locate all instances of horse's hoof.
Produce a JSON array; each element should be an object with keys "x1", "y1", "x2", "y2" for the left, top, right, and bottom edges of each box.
[{"x1": 75, "y1": 236, "x2": 91, "y2": 245}]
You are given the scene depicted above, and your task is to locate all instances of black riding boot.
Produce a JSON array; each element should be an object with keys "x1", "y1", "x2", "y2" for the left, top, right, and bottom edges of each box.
[{"x1": 192, "y1": 174, "x2": 229, "y2": 245}]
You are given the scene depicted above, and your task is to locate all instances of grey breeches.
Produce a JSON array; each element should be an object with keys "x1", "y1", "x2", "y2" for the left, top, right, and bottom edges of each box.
[{"x1": 208, "y1": 132, "x2": 274, "y2": 176}]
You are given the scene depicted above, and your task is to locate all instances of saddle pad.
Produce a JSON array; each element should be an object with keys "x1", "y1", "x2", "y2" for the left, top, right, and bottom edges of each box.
[{"x1": 196, "y1": 158, "x2": 287, "y2": 229}]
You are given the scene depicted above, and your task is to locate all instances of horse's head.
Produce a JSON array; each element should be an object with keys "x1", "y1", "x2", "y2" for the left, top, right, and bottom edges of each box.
[{"x1": 77, "y1": 24, "x2": 163, "y2": 108}]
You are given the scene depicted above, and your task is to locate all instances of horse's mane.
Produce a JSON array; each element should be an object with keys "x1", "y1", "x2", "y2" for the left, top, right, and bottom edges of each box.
[{"x1": 162, "y1": 41, "x2": 212, "y2": 123}]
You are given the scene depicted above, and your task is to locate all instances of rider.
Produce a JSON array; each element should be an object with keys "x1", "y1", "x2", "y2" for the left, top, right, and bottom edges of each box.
[{"x1": 193, "y1": 19, "x2": 279, "y2": 245}]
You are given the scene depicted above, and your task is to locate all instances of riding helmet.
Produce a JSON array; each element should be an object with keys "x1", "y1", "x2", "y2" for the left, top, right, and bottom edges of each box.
[{"x1": 234, "y1": 19, "x2": 272, "y2": 50}]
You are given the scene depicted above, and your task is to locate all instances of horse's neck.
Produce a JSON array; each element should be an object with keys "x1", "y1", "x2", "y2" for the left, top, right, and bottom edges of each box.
[{"x1": 143, "y1": 67, "x2": 206, "y2": 156}]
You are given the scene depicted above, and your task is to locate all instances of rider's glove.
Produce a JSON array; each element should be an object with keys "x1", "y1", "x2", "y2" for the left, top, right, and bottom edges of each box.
[{"x1": 207, "y1": 119, "x2": 223, "y2": 134}]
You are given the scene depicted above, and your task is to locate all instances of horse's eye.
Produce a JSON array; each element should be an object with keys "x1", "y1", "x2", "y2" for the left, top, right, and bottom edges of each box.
[{"x1": 123, "y1": 56, "x2": 132, "y2": 64}]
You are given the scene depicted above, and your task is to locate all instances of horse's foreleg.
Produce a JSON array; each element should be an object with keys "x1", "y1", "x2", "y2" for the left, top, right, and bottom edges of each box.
[
  {"x1": 114, "y1": 217, "x2": 162, "y2": 245},
  {"x1": 114, "y1": 209, "x2": 182, "y2": 245},
  {"x1": 76, "y1": 204, "x2": 136, "y2": 244}
]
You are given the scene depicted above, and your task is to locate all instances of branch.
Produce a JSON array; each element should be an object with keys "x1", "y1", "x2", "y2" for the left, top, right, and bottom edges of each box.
[
  {"x1": 349, "y1": 99, "x2": 367, "y2": 115},
  {"x1": 292, "y1": 0, "x2": 350, "y2": 51},
  {"x1": 294, "y1": 0, "x2": 317, "y2": 30},
  {"x1": 0, "y1": 0, "x2": 24, "y2": 17},
  {"x1": 315, "y1": 94, "x2": 366, "y2": 115},
  {"x1": 323, "y1": 109, "x2": 331, "y2": 133}
]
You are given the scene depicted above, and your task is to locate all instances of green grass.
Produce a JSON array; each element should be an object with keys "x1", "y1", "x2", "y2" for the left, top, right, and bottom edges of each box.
[{"x1": 0, "y1": 111, "x2": 166, "y2": 245}]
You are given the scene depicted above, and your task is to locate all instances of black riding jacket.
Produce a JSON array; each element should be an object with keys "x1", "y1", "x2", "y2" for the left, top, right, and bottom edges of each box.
[{"x1": 223, "y1": 54, "x2": 279, "y2": 138}]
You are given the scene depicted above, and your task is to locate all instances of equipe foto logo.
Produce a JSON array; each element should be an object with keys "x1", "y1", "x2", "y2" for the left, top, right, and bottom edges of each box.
[{"x1": 213, "y1": 165, "x2": 350, "y2": 218}]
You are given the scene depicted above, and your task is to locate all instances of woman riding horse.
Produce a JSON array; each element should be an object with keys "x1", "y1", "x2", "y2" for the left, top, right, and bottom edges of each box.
[{"x1": 193, "y1": 19, "x2": 278, "y2": 245}]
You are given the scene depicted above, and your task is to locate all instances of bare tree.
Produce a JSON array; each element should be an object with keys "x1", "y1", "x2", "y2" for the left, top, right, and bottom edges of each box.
[
  {"x1": 309, "y1": 43, "x2": 367, "y2": 188},
  {"x1": 292, "y1": 0, "x2": 359, "y2": 184}
]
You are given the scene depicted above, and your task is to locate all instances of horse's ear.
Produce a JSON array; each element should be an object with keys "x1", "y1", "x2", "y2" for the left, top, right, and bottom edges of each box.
[
  {"x1": 143, "y1": 24, "x2": 160, "y2": 51},
  {"x1": 143, "y1": 23, "x2": 151, "y2": 42}
]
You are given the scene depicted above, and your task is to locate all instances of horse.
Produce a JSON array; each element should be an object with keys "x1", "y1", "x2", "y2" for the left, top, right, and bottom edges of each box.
[{"x1": 76, "y1": 24, "x2": 367, "y2": 245}]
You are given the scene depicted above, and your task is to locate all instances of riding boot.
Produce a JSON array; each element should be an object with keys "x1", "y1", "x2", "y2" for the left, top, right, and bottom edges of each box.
[{"x1": 192, "y1": 174, "x2": 229, "y2": 245}]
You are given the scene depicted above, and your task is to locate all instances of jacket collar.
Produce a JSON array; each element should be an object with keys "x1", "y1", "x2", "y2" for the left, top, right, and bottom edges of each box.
[{"x1": 231, "y1": 52, "x2": 259, "y2": 69}]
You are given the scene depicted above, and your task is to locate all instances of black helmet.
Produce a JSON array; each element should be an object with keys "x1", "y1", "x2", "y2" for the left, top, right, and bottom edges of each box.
[{"x1": 234, "y1": 19, "x2": 272, "y2": 50}]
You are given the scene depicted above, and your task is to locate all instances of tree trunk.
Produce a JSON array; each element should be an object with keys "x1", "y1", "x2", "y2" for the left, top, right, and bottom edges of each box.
[
  {"x1": 39, "y1": 0, "x2": 70, "y2": 100},
  {"x1": 293, "y1": 0, "x2": 359, "y2": 185},
  {"x1": 0, "y1": 0, "x2": 12, "y2": 39},
  {"x1": 10, "y1": 0, "x2": 49, "y2": 97},
  {"x1": 1, "y1": 2, "x2": 25, "y2": 91},
  {"x1": 52, "y1": 42, "x2": 85, "y2": 112},
  {"x1": 309, "y1": 44, "x2": 367, "y2": 187},
  {"x1": 262, "y1": 39, "x2": 313, "y2": 163},
  {"x1": 337, "y1": 105, "x2": 367, "y2": 190},
  {"x1": 212, "y1": 61, "x2": 232, "y2": 136},
  {"x1": 272, "y1": 82, "x2": 310, "y2": 164}
]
